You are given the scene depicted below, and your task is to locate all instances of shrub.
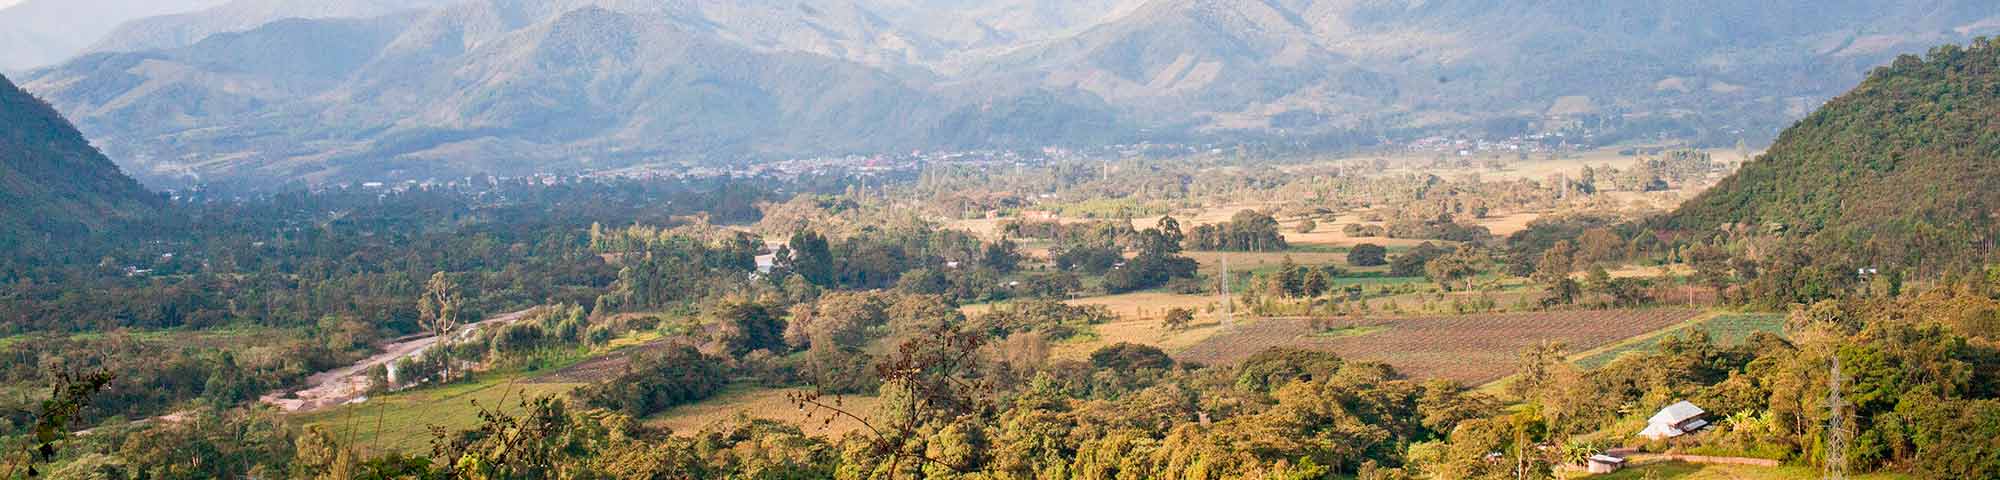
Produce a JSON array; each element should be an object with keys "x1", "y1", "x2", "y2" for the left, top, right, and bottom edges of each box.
[{"x1": 1347, "y1": 244, "x2": 1388, "y2": 267}]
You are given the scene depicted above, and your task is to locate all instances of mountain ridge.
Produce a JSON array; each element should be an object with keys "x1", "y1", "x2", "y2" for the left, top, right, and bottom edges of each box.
[{"x1": 18, "y1": 0, "x2": 2000, "y2": 190}]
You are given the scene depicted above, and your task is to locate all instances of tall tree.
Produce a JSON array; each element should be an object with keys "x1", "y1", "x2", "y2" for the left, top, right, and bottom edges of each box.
[
  {"x1": 419, "y1": 271, "x2": 462, "y2": 382},
  {"x1": 778, "y1": 230, "x2": 835, "y2": 287}
]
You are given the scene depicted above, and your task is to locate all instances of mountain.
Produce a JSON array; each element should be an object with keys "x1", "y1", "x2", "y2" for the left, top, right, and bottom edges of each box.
[
  {"x1": 0, "y1": 72, "x2": 160, "y2": 248},
  {"x1": 0, "y1": 0, "x2": 225, "y2": 71},
  {"x1": 20, "y1": 0, "x2": 2000, "y2": 190},
  {"x1": 83, "y1": 0, "x2": 1145, "y2": 75},
  {"x1": 973, "y1": 0, "x2": 2000, "y2": 136},
  {"x1": 1666, "y1": 39, "x2": 2000, "y2": 272},
  {"x1": 85, "y1": 0, "x2": 460, "y2": 55},
  {"x1": 21, "y1": 1, "x2": 1130, "y2": 189}
]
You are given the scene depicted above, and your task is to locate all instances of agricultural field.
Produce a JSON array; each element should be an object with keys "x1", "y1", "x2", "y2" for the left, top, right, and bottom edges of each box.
[
  {"x1": 1175, "y1": 309, "x2": 1702, "y2": 384},
  {"x1": 1573, "y1": 313, "x2": 1785, "y2": 368},
  {"x1": 646, "y1": 387, "x2": 879, "y2": 438},
  {"x1": 1052, "y1": 314, "x2": 1232, "y2": 361}
]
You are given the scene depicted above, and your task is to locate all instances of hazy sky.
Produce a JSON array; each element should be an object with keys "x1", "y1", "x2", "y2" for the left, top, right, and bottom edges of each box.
[{"x1": 0, "y1": 0, "x2": 20, "y2": 9}]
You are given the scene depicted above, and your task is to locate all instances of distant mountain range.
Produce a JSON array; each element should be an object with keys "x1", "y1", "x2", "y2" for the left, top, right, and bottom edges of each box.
[
  {"x1": 0, "y1": 73, "x2": 160, "y2": 250},
  {"x1": 1666, "y1": 39, "x2": 2000, "y2": 274},
  {"x1": 14, "y1": 0, "x2": 2000, "y2": 190},
  {"x1": 0, "y1": 0, "x2": 224, "y2": 72}
]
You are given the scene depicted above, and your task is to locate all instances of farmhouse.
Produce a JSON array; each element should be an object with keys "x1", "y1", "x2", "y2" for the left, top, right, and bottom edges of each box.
[
  {"x1": 1586, "y1": 454, "x2": 1626, "y2": 474},
  {"x1": 1639, "y1": 400, "x2": 1710, "y2": 440}
]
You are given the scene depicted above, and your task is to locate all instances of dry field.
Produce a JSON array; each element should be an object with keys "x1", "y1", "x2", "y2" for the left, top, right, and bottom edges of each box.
[
  {"x1": 1184, "y1": 250, "x2": 1363, "y2": 274},
  {"x1": 647, "y1": 387, "x2": 879, "y2": 438},
  {"x1": 960, "y1": 291, "x2": 1233, "y2": 360},
  {"x1": 1317, "y1": 147, "x2": 1751, "y2": 182},
  {"x1": 1174, "y1": 309, "x2": 1701, "y2": 385},
  {"x1": 1471, "y1": 211, "x2": 1543, "y2": 237}
]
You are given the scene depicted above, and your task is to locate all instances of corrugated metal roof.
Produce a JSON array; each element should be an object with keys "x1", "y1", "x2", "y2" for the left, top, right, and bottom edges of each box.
[{"x1": 1648, "y1": 400, "x2": 1706, "y2": 424}]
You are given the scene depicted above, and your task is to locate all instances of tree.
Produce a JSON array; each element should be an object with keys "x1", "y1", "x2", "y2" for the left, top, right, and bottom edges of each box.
[
  {"x1": 1574, "y1": 228, "x2": 1622, "y2": 267},
  {"x1": 707, "y1": 299, "x2": 784, "y2": 357},
  {"x1": 1348, "y1": 244, "x2": 1388, "y2": 267},
  {"x1": 1303, "y1": 269, "x2": 1331, "y2": 298},
  {"x1": 777, "y1": 230, "x2": 835, "y2": 287},
  {"x1": 1531, "y1": 240, "x2": 1576, "y2": 285},
  {"x1": 1391, "y1": 243, "x2": 1449, "y2": 277},
  {"x1": 981, "y1": 239, "x2": 1023, "y2": 273},
  {"x1": 1688, "y1": 244, "x2": 1732, "y2": 297},
  {"x1": 1275, "y1": 256, "x2": 1306, "y2": 297},
  {"x1": 419, "y1": 271, "x2": 462, "y2": 382},
  {"x1": 1090, "y1": 343, "x2": 1175, "y2": 371},
  {"x1": 1540, "y1": 278, "x2": 1581, "y2": 307},
  {"x1": 1297, "y1": 219, "x2": 1318, "y2": 234},
  {"x1": 1425, "y1": 247, "x2": 1487, "y2": 291},
  {"x1": 1163, "y1": 308, "x2": 1195, "y2": 331},
  {"x1": 1019, "y1": 271, "x2": 1081, "y2": 299},
  {"x1": 1157, "y1": 215, "x2": 1185, "y2": 248}
]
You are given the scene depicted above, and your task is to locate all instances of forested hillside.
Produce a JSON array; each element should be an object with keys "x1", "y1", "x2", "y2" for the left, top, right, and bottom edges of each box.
[
  {"x1": 1667, "y1": 38, "x2": 2000, "y2": 274},
  {"x1": 0, "y1": 73, "x2": 159, "y2": 251}
]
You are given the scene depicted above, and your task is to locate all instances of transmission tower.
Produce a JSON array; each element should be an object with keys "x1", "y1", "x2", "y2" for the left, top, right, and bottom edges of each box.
[{"x1": 1825, "y1": 354, "x2": 1850, "y2": 480}]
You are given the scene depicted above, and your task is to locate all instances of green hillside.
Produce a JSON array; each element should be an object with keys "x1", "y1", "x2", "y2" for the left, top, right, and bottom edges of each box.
[
  {"x1": 1666, "y1": 39, "x2": 2000, "y2": 272},
  {"x1": 0, "y1": 72, "x2": 160, "y2": 250}
]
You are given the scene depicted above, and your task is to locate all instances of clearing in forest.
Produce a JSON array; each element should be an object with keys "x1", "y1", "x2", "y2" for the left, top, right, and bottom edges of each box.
[{"x1": 1174, "y1": 309, "x2": 1701, "y2": 385}]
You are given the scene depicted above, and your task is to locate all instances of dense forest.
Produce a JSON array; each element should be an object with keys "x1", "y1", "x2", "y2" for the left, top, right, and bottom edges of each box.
[
  {"x1": 0, "y1": 73, "x2": 161, "y2": 254},
  {"x1": 1667, "y1": 38, "x2": 2000, "y2": 274}
]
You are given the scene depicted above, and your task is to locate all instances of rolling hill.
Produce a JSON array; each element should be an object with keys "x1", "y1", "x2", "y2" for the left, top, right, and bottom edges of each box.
[
  {"x1": 0, "y1": 72, "x2": 160, "y2": 249},
  {"x1": 1666, "y1": 39, "x2": 2000, "y2": 272}
]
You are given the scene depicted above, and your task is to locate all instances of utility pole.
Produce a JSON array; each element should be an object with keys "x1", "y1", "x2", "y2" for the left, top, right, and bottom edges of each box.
[
  {"x1": 1826, "y1": 354, "x2": 1850, "y2": 480},
  {"x1": 1219, "y1": 255, "x2": 1232, "y2": 326}
]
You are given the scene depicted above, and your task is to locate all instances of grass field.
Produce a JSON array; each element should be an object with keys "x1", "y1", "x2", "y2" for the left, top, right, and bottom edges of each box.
[
  {"x1": 647, "y1": 386, "x2": 879, "y2": 438},
  {"x1": 1574, "y1": 313, "x2": 1785, "y2": 368},
  {"x1": 1589, "y1": 460, "x2": 1909, "y2": 479},
  {"x1": 291, "y1": 372, "x2": 582, "y2": 454},
  {"x1": 1175, "y1": 309, "x2": 1702, "y2": 384}
]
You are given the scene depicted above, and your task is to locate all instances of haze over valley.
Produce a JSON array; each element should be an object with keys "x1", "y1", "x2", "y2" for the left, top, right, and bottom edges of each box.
[
  {"x1": 2, "y1": 2, "x2": 1999, "y2": 479},
  {"x1": 8, "y1": 0, "x2": 1996, "y2": 189}
]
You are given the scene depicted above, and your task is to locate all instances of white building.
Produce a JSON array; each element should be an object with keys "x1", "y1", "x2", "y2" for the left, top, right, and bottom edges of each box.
[{"x1": 1639, "y1": 400, "x2": 1710, "y2": 440}]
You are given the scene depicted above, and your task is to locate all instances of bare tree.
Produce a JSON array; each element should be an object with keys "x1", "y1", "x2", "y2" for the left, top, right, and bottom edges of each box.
[
  {"x1": 419, "y1": 271, "x2": 462, "y2": 382},
  {"x1": 788, "y1": 323, "x2": 991, "y2": 477}
]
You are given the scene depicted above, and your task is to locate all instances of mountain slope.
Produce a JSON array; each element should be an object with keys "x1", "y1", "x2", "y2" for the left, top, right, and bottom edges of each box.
[
  {"x1": 23, "y1": 0, "x2": 2000, "y2": 190},
  {"x1": 22, "y1": 2, "x2": 1129, "y2": 188},
  {"x1": 1666, "y1": 39, "x2": 2000, "y2": 271},
  {"x1": 973, "y1": 0, "x2": 2000, "y2": 134},
  {"x1": 86, "y1": 0, "x2": 458, "y2": 54},
  {"x1": 0, "y1": 0, "x2": 224, "y2": 71},
  {"x1": 0, "y1": 73, "x2": 159, "y2": 247}
]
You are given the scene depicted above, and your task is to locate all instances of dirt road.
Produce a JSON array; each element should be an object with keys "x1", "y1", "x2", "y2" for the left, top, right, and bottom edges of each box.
[{"x1": 261, "y1": 308, "x2": 537, "y2": 412}]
